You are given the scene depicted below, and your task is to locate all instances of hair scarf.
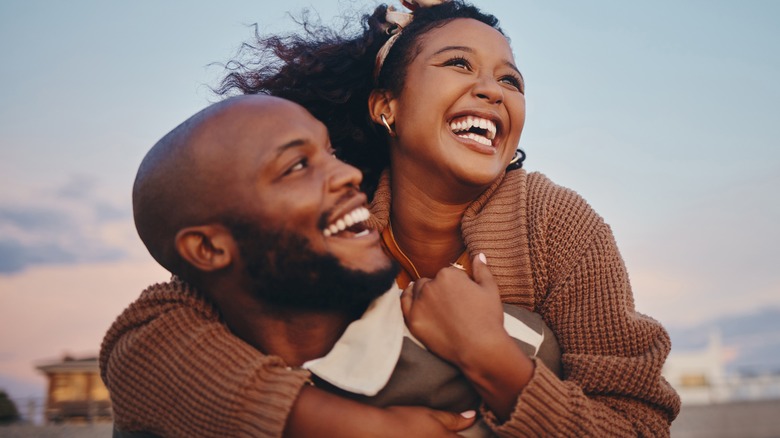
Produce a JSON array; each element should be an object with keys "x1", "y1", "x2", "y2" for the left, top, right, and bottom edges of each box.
[{"x1": 373, "y1": 0, "x2": 451, "y2": 81}]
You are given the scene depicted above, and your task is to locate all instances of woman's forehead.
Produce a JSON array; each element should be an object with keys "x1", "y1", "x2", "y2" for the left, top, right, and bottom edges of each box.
[
  {"x1": 416, "y1": 18, "x2": 511, "y2": 54},
  {"x1": 415, "y1": 18, "x2": 513, "y2": 59}
]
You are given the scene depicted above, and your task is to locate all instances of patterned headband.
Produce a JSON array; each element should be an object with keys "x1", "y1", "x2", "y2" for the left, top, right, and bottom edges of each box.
[{"x1": 373, "y1": 0, "x2": 451, "y2": 82}]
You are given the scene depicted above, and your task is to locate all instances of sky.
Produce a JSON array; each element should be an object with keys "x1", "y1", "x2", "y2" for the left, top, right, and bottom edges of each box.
[{"x1": 1, "y1": 0, "x2": 778, "y2": 402}]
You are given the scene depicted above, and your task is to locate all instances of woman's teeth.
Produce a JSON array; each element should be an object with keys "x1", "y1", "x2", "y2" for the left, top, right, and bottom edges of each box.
[
  {"x1": 449, "y1": 116, "x2": 497, "y2": 146},
  {"x1": 323, "y1": 207, "x2": 371, "y2": 237},
  {"x1": 459, "y1": 132, "x2": 493, "y2": 146}
]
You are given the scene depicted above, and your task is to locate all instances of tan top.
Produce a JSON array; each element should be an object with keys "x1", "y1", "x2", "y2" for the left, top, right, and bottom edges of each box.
[{"x1": 100, "y1": 168, "x2": 680, "y2": 437}]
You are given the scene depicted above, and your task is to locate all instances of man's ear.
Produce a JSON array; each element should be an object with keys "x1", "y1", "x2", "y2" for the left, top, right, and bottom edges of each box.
[
  {"x1": 368, "y1": 89, "x2": 397, "y2": 127},
  {"x1": 175, "y1": 225, "x2": 235, "y2": 272}
]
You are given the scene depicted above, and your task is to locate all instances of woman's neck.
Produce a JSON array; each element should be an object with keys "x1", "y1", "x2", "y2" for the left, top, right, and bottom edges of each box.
[{"x1": 389, "y1": 171, "x2": 475, "y2": 279}]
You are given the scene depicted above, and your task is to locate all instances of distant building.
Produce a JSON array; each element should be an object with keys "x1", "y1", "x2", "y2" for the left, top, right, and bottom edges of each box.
[
  {"x1": 664, "y1": 331, "x2": 780, "y2": 405},
  {"x1": 35, "y1": 355, "x2": 111, "y2": 424},
  {"x1": 663, "y1": 331, "x2": 729, "y2": 404}
]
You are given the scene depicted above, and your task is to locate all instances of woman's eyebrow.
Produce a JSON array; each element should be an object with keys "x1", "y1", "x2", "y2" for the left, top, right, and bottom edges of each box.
[
  {"x1": 431, "y1": 45, "x2": 521, "y2": 75},
  {"x1": 432, "y1": 45, "x2": 474, "y2": 57},
  {"x1": 505, "y1": 61, "x2": 522, "y2": 76}
]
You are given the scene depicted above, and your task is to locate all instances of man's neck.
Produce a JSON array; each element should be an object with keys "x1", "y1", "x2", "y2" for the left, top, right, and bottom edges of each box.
[
  {"x1": 208, "y1": 282, "x2": 357, "y2": 367},
  {"x1": 244, "y1": 307, "x2": 356, "y2": 367}
]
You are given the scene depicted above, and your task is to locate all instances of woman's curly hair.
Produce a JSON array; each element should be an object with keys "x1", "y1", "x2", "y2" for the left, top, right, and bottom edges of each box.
[{"x1": 217, "y1": 1, "x2": 503, "y2": 198}]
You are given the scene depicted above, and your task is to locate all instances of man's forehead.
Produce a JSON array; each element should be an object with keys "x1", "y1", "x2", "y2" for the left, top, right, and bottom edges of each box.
[
  {"x1": 203, "y1": 99, "x2": 318, "y2": 148},
  {"x1": 208, "y1": 110, "x2": 327, "y2": 183}
]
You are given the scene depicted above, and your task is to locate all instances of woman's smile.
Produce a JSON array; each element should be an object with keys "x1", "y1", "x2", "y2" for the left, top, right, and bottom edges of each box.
[{"x1": 388, "y1": 18, "x2": 525, "y2": 190}]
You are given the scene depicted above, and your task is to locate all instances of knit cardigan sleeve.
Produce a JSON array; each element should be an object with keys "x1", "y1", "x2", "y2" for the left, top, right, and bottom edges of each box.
[
  {"x1": 463, "y1": 171, "x2": 680, "y2": 437},
  {"x1": 99, "y1": 279, "x2": 311, "y2": 438}
]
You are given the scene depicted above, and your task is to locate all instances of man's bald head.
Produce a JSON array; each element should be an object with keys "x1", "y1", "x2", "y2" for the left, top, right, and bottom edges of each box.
[
  {"x1": 132, "y1": 94, "x2": 310, "y2": 276},
  {"x1": 133, "y1": 93, "x2": 395, "y2": 317}
]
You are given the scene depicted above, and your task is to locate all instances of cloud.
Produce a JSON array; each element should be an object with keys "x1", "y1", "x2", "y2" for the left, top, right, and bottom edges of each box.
[
  {"x1": 665, "y1": 306, "x2": 780, "y2": 374},
  {"x1": 0, "y1": 259, "x2": 170, "y2": 400},
  {"x1": 0, "y1": 175, "x2": 143, "y2": 274},
  {"x1": 0, "y1": 239, "x2": 81, "y2": 273}
]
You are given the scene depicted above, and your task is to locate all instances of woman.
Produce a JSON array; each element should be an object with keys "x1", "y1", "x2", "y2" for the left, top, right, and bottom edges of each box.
[{"x1": 102, "y1": 1, "x2": 680, "y2": 436}]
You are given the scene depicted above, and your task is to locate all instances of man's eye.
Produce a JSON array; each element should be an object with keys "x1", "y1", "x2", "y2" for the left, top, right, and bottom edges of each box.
[{"x1": 285, "y1": 158, "x2": 307, "y2": 175}]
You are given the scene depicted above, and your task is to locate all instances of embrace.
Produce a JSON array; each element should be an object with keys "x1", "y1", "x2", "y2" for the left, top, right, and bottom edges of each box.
[{"x1": 101, "y1": 1, "x2": 680, "y2": 437}]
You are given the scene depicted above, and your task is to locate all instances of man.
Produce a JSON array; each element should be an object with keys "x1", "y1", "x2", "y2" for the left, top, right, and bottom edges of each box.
[{"x1": 102, "y1": 95, "x2": 559, "y2": 437}]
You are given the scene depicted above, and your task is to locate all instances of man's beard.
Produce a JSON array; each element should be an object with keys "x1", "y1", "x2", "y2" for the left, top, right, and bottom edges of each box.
[{"x1": 227, "y1": 219, "x2": 399, "y2": 313}]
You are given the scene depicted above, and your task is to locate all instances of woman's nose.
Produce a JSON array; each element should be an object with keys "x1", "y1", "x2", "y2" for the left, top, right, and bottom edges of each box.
[{"x1": 473, "y1": 75, "x2": 504, "y2": 105}]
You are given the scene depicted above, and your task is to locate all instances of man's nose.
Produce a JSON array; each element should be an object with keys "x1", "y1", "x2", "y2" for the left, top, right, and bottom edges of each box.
[{"x1": 327, "y1": 155, "x2": 363, "y2": 191}]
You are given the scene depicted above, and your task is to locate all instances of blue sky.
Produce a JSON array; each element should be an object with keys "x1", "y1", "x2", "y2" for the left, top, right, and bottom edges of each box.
[{"x1": 1, "y1": 0, "x2": 778, "y2": 400}]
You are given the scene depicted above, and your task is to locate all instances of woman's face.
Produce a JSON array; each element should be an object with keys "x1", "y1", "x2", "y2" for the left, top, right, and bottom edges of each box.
[{"x1": 388, "y1": 18, "x2": 525, "y2": 193}]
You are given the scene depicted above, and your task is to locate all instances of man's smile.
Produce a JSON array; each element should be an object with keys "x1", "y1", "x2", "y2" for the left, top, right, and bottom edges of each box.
[{"x1": 322, "y1": 206, "x2": 371, "y2": 238}]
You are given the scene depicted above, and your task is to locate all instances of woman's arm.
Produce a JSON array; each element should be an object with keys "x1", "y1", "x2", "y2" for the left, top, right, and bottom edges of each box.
[
  {"x1": 400, "y1": 255, "x2": 533, "y2": 420},
  {"x1": 100, "y1": 280, "x2": 308, "y2": 437},
  {"x1": 487, "y1": 215, "x2": 680, "y2": 437},
  {"x1": 286, "y1": 386, "x2": 476, "y2": 438},
  {"x1": 101, "y1": 279, "x2": 474, "y2": 438},
  {"x1": 401, "y1": 214, "x2": 680, "y2": 436}
]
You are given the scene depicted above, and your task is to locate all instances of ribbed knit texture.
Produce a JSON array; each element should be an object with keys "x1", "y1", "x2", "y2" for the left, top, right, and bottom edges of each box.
[
  {"x1": 100, "y1": 279, "x2": 311, "y2": 438},
  {"x1": 371, "y1": 169, "x2": 680, "y2": 437},
  {"x1": 101, "y1": 168, "x2": 680, "y2": 436}
]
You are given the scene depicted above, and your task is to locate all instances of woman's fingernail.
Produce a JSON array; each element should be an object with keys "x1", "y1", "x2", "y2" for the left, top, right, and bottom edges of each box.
[
  {"x1": 460, "y1": 410, "x2": 476, "y2": 419},
  {"x1": 478, "y1": 253, "x2": 487, "y2": 265}
]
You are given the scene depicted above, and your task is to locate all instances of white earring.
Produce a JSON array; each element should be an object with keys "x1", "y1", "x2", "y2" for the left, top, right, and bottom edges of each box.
[{"x1": 380, "y1": 114, "x2": 395, "y2": 137}]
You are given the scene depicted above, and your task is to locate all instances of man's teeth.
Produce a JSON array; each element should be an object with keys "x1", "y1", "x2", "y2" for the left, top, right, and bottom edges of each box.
[
  {"x1": 323, "y1": 207, "x2": 371, "y2": 237},
  {"x1": 449, "y1": 116, "x2": 497, "y2": 143}
]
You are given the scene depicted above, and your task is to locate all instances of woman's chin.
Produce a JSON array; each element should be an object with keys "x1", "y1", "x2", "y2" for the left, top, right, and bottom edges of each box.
[{"x1": 453, "y1": 163, "x2": 507, "y2": 187}]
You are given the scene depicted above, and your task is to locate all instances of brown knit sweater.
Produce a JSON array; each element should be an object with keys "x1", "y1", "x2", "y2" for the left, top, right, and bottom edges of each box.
[{"x1": 100, "y1": 169, "x2": 680, "y2": 437}]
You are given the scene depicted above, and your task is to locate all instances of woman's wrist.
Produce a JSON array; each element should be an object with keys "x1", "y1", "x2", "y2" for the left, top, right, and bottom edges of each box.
[
  {"x1": 453, "y1": 329, "x2": 517, "y2": 373},
  {"x1": 455, "y1": 332, "x2": 535, "y2": 421}
]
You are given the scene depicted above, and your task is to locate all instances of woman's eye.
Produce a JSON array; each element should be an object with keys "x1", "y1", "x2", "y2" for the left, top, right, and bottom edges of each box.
[
  {"x1": 499, "y1": 75, "x2": 524, "y2": 93},
  {"x1": 444, "y1": 56, "x2": 471, "y2": 70}
]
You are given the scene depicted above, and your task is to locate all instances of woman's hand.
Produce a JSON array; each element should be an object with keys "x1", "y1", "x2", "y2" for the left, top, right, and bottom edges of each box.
[
  {"x1": 400, "y1": 254, "x2": 535, "y2": 421},
  {"x1": 400, "y1": 253, "x2": 506, "y2": 366}
]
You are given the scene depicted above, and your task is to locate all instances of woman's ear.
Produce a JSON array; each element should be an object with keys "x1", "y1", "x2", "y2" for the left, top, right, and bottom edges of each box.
[
  {"x1": 175, "y1": 225, "x2": 235, "y2": 273},
  {"x1": 368, "y1": 89, "x2": 396, "y2": 126}
]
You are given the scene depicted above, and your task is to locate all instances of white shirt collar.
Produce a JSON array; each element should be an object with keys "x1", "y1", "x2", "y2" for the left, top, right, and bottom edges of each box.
[
  {"x1": 302, "y1": 285, "x2": 405, "y2": 396},
  {"x1": 302, "y1": 283, "x2": 546, "y2": 396}
]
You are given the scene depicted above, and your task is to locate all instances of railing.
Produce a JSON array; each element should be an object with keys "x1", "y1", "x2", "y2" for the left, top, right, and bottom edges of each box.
[
  {"x1": 6, "y1": 397, "x2": 112, "y2": 425},
  {"x1": 673, "y1": 373, "x2": 780, "y2": 405}
]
